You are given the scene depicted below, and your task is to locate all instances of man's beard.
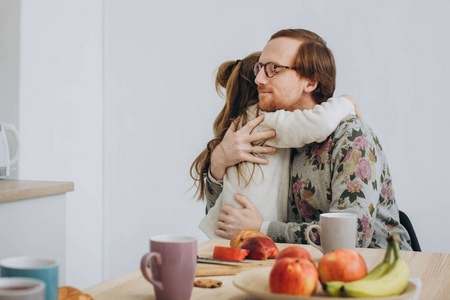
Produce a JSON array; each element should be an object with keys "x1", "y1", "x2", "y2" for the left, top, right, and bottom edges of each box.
[
  {"x1": 258, "y1": 91, "x2": 279, "y2": 112},
  {"x1": 258, "y1": 97, "x2": 277, "y2": 112},
  {"x1": 258, "y1": 95, "x2": 300, "y2": 112}
]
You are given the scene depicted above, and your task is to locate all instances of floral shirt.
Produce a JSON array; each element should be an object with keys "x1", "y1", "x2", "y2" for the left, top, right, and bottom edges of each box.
[{"x1": 206, "y1": 115, "x2": 412, "y2": 250}]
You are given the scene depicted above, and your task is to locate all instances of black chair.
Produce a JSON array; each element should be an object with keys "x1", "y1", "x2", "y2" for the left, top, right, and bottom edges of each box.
[{"x1": 399, "y1": 210, "x2": 421, "y2": 251}]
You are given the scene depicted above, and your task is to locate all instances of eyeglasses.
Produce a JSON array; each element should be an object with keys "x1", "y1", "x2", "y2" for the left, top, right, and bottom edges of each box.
[{"x1": 253, "y1": 62, "x2": 298, "y2": 78}]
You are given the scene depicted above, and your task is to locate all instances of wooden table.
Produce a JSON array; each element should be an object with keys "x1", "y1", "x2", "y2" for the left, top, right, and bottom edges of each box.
[{"x1": 84, "y1": 239, "x2": 449, "y2": 300}]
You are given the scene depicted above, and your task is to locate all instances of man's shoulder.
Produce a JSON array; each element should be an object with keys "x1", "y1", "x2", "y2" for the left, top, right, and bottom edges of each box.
[
  {"x1": 325, "y1": 116, "x2": 389, "y2": 168},
  {"x1": 332, "y1": 115, "x2": 374, "y2": 140}
]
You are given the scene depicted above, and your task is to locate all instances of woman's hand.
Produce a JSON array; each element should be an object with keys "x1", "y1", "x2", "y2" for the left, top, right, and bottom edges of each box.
[
  {"x1": 214, "y1": 194, "x2": 264, "y2": 239},
  {"x1": 342, "y1": 94, "x2": 363, "y2": 120},
  {"x1": 210, "y1": 115, "x2": 277, "y2": 180}
]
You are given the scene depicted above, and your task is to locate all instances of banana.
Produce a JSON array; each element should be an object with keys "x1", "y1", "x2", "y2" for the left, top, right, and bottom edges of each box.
[
  {"x1": 341, "y1": 235, "x2": 410, "y2": 298},
  {"x1": 360, "y1": 241, "x2": 392, "y2": 280},
  {"x1": 322, "y1": 281, "x2": 345, "y2": 297},
  {"x1": 322, "y1": 241, "x2": 392, "y2": 296}
]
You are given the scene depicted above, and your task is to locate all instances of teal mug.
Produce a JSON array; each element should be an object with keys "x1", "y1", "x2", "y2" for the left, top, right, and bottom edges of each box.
[{"x1": 0, "y1": 257, "x2": 58, "y2": 300}]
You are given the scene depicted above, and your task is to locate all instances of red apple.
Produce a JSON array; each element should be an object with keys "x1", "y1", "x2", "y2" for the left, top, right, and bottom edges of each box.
[
  {"x1": 269, "y1": 258, "x2": 319, "y2": 296},
  {"x1": 240, "y1": 237, "x2": 279, "y2": 260},
  {"x1": 213, "y1": 246, "x2": 249, "y2": 262},
  {"x1": 317, "y1": 249, "x2": 367, "y2": 283},
  {"x1": 276, "y1": 246, "x2": 315, "y2": 265}
]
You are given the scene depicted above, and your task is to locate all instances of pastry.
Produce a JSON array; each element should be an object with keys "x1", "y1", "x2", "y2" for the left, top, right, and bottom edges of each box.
[
  {"x1": 230, "y1": 229, "x2": 270, "y2": 248},
  {"x1": 58, "y1": 286, "x2": 93, "y2": 300}
]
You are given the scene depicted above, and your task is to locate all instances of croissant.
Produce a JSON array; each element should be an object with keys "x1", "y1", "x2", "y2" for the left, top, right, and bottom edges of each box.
[
  {"x1": 230, "y1": 229, "x2": 271, "y2": 248},
  {"x1": 58, "y1": 286, "x2": 93, "y2": 300}
]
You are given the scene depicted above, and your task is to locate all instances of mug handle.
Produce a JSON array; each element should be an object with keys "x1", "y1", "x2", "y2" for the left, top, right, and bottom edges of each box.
[
  {"x1": 305, "y1": 224, "x2": 324, "y2": 253},
  {"x1": 140, "y1": 252, "x2": 164, "y2": 291},
  {"x1": 2, "y1": 124, "x2": 20, "y2": 165}
]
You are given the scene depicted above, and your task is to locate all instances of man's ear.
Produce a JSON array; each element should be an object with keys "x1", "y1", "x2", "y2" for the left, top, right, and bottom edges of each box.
[{"x1": 304, "y1": 79, "x2": 318, "y2": 93}]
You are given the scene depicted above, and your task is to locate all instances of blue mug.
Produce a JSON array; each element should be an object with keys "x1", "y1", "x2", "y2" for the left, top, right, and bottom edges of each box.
[{"x1": 0, "y1": 257, "x2": 58, "y2": 300}]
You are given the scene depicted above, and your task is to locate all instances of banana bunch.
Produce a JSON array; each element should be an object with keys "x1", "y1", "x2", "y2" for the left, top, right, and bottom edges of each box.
[
  {"x1": 323, "y1": 235, "x2": 410, "y2": 297},
  {"x1": 322, "y1": 242, "x2": 392, "y2": 296}
]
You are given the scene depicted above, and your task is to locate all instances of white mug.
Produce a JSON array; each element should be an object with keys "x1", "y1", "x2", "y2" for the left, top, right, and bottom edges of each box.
[
  {"x1": 305, "y1": 213, "x2": 357, "y2": 254},
  {"x1": 0, "y1": 277, "x2": 45, "y2": 300}
]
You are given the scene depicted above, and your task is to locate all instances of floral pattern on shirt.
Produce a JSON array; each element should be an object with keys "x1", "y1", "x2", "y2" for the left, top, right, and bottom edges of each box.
[{"x1": 269, "y1": 115, "x2": 412, "y2": 250}]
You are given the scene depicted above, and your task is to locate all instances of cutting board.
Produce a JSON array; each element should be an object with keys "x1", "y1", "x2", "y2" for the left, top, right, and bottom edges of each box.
[{"x1": 195, "y1": 239, "x2": 322, "y2": 277}]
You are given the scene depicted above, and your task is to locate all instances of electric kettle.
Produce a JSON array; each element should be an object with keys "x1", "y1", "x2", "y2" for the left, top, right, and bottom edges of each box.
[{"x1": 0, "y1": 123, "x2": 20, "y2": 179}]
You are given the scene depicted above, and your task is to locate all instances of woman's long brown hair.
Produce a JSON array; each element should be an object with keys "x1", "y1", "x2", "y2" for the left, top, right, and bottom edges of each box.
[{"x1": 190, "y1": 51, "x2": 261, "y2": 200}]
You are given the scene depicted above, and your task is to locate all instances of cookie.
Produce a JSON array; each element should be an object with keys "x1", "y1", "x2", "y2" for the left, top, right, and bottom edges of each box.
[{"x1": 194, "y1": 278, "x2": 223, "y2": 288}]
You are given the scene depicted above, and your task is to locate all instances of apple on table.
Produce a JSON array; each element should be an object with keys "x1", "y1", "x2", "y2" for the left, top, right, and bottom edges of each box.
[
  {"x1": 269, "y1": 257, "x2": 319, "y2": 296},
  {"x1": 317, "y1": 249, "x2": 368, "y2": 283},
  {"x1": 276, "y1": 245, "x2": 315, "y2": 264}
]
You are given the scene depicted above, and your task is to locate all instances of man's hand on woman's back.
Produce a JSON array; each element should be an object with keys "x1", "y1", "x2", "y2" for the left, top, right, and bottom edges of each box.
[{"x1": 215, "y1": 193, "x2": 264, "y2": 239}]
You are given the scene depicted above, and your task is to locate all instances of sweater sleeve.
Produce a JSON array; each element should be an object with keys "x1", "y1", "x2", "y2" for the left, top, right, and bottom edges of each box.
[
  {"x1": 257, "y1": 96, "x2": 355, "y2": 148},
  {"x1": 204, "y1": 169, "x2": 223, "y2": 214}
]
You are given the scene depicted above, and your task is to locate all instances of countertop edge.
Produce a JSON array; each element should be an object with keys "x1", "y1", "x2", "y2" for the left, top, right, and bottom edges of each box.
[{"x1": 0, "y1": 180, "x2": 74, "y2": 203}]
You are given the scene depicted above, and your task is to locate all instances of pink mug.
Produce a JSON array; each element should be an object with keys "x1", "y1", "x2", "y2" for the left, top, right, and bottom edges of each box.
[{"x1": 140, "y1": 235, "x2": 197, "y2": 300}]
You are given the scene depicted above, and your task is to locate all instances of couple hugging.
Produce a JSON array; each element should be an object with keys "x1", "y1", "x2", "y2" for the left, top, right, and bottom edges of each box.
[{"x1": 191, "y1": 28, "x2": 412, "y2": 251}]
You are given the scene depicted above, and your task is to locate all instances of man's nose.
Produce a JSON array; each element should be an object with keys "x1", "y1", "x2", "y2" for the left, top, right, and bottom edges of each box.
[{"x1": 255, "y1": 68, "x2": 268, "y2": 86}]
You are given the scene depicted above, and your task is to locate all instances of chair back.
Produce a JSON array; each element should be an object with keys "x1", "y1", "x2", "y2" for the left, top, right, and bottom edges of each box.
[{"x1": 399, "y1": 210, "x2": 421, "y2": 251}]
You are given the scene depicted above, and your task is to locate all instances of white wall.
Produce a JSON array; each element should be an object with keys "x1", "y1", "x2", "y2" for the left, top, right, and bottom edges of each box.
[
  {"x1": 2, "y1": 0, "x2": 448, "y2": 290},
  {"x1": 17, "y1": 0, "x2": 103, "y2": 288}
]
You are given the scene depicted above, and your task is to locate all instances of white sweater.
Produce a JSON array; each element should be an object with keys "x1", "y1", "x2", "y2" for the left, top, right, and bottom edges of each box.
[{"x1": 199, "y1": 97, "x2": 355, "y2": 239}]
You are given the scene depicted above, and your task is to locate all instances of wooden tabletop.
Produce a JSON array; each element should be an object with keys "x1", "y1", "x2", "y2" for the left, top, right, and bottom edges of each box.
[
  {"x1": 0, "y1": 180, "x2": 74, "y2": 203},
  {"x1": 84, "y1": 239, "x2": 449, "y2": 300}
]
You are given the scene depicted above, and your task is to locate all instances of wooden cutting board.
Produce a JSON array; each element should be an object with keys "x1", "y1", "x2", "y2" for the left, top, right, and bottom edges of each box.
[{"x1": 195, "y1": 239, "x2": 323, "y2": 277}]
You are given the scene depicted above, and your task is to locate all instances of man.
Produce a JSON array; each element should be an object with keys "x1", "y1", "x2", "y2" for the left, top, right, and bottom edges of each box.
[{"x1": 206, "y1": 29, "x2": 412, "y2": 250}]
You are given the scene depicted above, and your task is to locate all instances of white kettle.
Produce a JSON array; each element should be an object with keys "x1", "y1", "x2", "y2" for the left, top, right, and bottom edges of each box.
[{"x1": 0, "y1": 123, "x2": 20, "y2": 179}]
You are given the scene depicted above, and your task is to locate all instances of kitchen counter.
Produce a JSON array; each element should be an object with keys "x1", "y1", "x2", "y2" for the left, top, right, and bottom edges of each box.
[
  {"x1": 0, "y1": 179, "x2": 74, "y2": 285},
  {"x1": 0, "y1": 179, "x2": 74, "y2": 203}
]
